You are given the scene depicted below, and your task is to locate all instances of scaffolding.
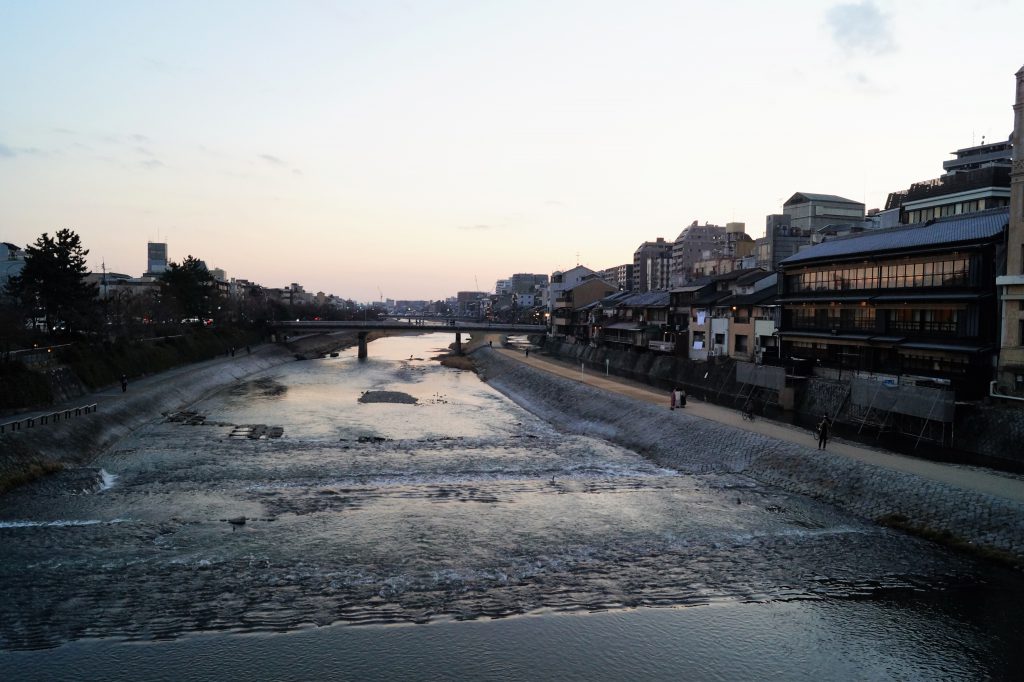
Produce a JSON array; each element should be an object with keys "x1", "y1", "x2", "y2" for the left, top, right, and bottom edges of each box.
[
  {"x1": 733, "y1": 362, "x2": 786, "y2": 414},
  {"x1": 850, "y1": 378, "x2": 955, "y2": 446}
]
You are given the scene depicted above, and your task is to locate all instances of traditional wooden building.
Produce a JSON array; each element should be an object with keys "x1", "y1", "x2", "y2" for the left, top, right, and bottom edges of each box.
[{"x1": 777, "y1": 208, "x2": 1008, "y2": 398}]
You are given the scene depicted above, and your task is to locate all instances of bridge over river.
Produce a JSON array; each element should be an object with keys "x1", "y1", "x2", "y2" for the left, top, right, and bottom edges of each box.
[{"x1": 269, "y1": 319, "x2": 546, "y2": 357}]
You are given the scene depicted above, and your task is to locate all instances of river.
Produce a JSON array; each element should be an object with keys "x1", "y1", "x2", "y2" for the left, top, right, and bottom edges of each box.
[{"x1": 1, "y1": 333, "x2": 1022, "y2": 680}]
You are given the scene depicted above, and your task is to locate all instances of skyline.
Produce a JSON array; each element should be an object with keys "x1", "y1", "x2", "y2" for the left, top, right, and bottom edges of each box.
[{"x1": 1, "y1": 1, "x2": 1022, "y2": 300}]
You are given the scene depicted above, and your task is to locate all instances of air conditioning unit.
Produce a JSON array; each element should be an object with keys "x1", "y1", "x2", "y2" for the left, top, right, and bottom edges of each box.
[{"x1": 708, "y1": 350, "x2": 717, "y2": 357}]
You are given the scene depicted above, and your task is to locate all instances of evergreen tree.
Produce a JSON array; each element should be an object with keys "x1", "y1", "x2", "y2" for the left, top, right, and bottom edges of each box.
[
  {"x1": 5, "y1": 229, "x2": 98, "y2": 334},
  {"x1": 160, "y1": 255, "x2": 218, "y2": 321}
]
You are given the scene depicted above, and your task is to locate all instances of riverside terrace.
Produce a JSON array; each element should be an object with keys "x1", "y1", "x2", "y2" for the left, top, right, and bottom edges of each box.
[{"x1": 269, "y1": 319, "x2": 547, "y2": 358}]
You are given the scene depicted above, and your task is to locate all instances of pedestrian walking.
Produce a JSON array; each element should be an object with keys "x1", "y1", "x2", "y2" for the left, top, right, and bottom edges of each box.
[
  {"x1": 525, "y1": 348, "x2": 529, "y2": 357},
  {"x1": 120, "y1": 374, "x2": 128, "y2": 393},
  {"x1": 817, "y1": 415, "x2": 830, "y2": 450},
  {"x1": 678, "y1": 388, "x2": 687, "y2": 408},
  {"x1": 670, "y1": 388, "x2": 677, "y2": 410}
]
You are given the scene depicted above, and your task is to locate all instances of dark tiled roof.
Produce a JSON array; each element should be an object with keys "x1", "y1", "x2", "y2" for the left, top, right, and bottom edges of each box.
[
  {"x1": 710, "y1": 267, "x2": 765, "y2": 283},
  {"x1": 779, "y1": 208, "x2": 1008, "y2": 266},
  {"x1": 568, "y1": 277, "x2": 615, "y2": 292},
  {"x1": 729, "y1": 288, "x2": 778, "y2": 306},
  {"x1": 734, "y1": 269, "x2": 771, "y2": 286},
  {"x1": 598, "y1": 291, "x2": 633, "y2": 306},
  {"x1": 620, "y1": 290, "x2": 670, "y2": 307},
  {"x1": 692, "y1": 290, "x2": 728, "y2": 306}
]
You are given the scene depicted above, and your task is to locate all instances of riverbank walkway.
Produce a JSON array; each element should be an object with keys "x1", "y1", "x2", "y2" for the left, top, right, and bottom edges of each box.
[
  {"x1": 489, "y1": 341, "x2": 1024, "y2": 505},
  {"x1": 0, "y1": 332, "x2": 343, "y2": 427}
]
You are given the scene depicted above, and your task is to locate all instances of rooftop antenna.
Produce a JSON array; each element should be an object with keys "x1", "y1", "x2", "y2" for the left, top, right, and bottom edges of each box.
[{"x1": 575, "y1": 252, "x2": 580, "y2": 266}]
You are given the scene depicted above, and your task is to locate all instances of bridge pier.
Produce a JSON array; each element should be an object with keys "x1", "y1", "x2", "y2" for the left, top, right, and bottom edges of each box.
[
  {"x1": 455, "y1": 332, "x2": 462, "y2": 355},
  {"x1": 358, "y1": 332, "x2": 368, "y2": 359}
]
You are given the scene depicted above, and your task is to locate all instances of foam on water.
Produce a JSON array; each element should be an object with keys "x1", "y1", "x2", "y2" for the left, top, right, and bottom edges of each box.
[
  {"x1": 98, "y1": 469, "x2": 118, "y2": 491},
  {"x1": 0, "y1": 518, "x2": 130, "y2": 529}
]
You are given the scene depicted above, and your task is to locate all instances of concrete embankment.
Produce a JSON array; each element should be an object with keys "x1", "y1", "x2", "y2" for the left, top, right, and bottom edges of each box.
[
  {"x1": 473, "y1": 348, "x2": 1024, "y2": 566},
  {"x1": 0, "y1": 333, "x2": 355, "y2": 493}
]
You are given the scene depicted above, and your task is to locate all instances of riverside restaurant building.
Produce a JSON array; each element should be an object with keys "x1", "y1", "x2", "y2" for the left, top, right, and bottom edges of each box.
[{"x1": 776, "y1": 208, "x2": 1008, "y2": 399}]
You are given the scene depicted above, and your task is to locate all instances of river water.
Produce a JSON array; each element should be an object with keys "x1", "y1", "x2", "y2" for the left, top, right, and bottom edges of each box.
[{"x1": 1, "y1": 333, "x2": 1022, "y2": 680}]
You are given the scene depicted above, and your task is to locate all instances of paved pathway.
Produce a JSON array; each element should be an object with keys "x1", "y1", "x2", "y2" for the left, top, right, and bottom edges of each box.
[
  {"x1": 0, "y1": 333, "x2": 343, "y2": 425},
  {"x1": 490, "y1": 342, "x2": 1024, "y2": 504}
]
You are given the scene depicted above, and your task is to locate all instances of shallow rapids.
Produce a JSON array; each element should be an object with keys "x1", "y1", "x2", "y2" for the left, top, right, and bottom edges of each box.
[{"x1": 1, "y1": 334, "x2": 1022, "y2": 679}]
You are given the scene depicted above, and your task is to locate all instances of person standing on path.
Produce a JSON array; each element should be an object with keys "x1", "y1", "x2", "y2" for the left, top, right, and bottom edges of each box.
[
  {"x1": 817, "y1": 415, "x2": 830, "y2": 450},
  {"x1": 670, "y1": 388, "x2": 677, "y2": 410},
  {"x1": 525, "y1": 348, "x2": 529, "y2": 357},
  {"x1": 120, "y1": 374, "x2": 128, "y2": 393},
  {"x1": 678, "y1": 388, "x2": 686, "y2": 409}
]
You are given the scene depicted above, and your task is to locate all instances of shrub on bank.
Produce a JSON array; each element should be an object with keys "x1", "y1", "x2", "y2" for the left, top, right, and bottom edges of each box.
[
  {"x1": 0, "y1": 361, "x2": 54, "y2": 409},
  {"x1": 57, "y1": 327, "x2": 263, "y2": 391}
]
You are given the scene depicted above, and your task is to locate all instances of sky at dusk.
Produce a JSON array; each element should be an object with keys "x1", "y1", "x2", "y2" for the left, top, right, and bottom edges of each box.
[{"x1": 1, "y1": 0, "x2": 1022, "y2": 301}]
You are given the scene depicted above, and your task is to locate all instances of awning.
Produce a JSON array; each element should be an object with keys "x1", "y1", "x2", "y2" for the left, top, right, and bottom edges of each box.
[
  {"x1": 775, "y1": 295, "x2": 872, "y2": 304},
  {"x1": 872, "y1": 292, "x2": 989, "y2": 303},
  {"x1": 898, "y1": 341, "x2": 992, "y2": 354},
  {"x1": 780, "y1": 331, "x2": 873, "y2": 341}
]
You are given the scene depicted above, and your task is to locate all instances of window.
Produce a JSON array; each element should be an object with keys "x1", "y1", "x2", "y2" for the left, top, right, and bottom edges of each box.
[
  {"x1": 735, "y1": 335, "x2": 749, "y2": 353},
  {"x1": 889, "y1": 308, "x2": 958, "y2": 335},
  {"x1": 792, "y1": 307, "x2": 817, "y2": 328},
  {"x1": 900, "y1": 352, "x2": 969, "y2": 376}
]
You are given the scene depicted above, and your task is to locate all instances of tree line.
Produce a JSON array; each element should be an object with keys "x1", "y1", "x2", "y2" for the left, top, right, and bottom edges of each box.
[{"x1": 0, "y1": 228, "x2": 383, "y2": 351}]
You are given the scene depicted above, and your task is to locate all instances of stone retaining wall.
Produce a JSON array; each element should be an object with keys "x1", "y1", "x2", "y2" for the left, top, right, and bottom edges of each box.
[
  {"x1": 540, "y1": 339, "x2": 1024, "y2": 470},
  {"x1": 474, "y1": 348, "x2": 1024, "y2": 564}
]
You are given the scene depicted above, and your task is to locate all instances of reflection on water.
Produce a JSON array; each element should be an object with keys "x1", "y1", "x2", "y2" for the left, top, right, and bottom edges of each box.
[{"x1": 0, "y1": 334, "x2": 1022, "y2": 678}]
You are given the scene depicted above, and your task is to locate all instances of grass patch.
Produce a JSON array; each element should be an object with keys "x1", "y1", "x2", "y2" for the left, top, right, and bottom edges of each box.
[
  {"x1": 0, "y1": 459, "x2": 64, "y2": 495},
  {"x1": 438, "y1": 354, "x2": 476, "y2": 371},
  {"x1": 877, "y1": 513, "x2": 1022, "y2": 569}
]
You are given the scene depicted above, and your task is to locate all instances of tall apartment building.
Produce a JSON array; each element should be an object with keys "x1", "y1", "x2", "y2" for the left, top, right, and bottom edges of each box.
[
  {"x1": 670, "y1": 221, "x2": 724, "y2": 285},
  {"x1": 598, "y1": 263, "x2": 634, "y2": 292},
  {"x1": 633, "y1": 238, "x2": 672, "y2": 292},
  {"x1": 510, "y1": 273, "x2": 549, "y2": 293},
  {"x1": 145, "y1": 242, "x2": 168, "y2": 277},
  {"x1": 996, "y1": 64, "x2": 1024, "y2": 396}
]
